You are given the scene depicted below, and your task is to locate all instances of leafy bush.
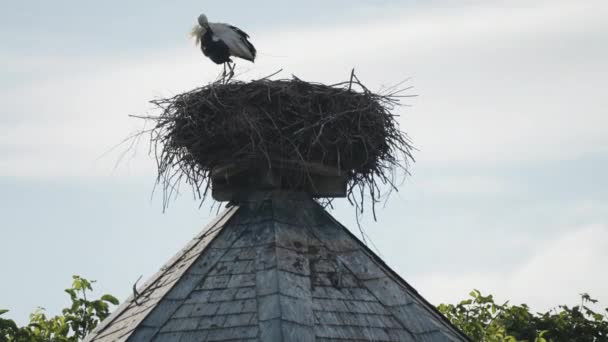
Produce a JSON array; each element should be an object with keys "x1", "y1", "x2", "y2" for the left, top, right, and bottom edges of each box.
[
  {"x1": 3, "y1": 277, "x2": 607, "y2": 341},
  {"x1": 438, "y1": 290, "x2": 608, "y2": 342},
  {"x1": 0, "y1": 276, "x2": 118, "y2": 342}
]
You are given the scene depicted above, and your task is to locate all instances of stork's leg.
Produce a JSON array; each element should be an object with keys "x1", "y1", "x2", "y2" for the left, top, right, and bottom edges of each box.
[
  {"x1": 222, "y1": 63, "x2": 227, "y2": 79},
  {"x1": 227, "y1": 62, "x2": 235, "y2": 80}
]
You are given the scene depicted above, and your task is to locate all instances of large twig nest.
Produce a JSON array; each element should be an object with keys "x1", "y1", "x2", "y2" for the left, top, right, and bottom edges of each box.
[{"x1": 143, "y1": 71, "x2": 414, "y2": 217}]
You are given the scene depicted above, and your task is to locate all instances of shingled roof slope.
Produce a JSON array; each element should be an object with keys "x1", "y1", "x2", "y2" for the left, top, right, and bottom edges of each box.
[{"x1": 85, "y1": 192, "x2": 469, "y2": 342}]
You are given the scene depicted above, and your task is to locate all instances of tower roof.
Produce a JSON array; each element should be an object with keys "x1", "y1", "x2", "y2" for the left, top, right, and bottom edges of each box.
[{"x1": 85, "y1": 193, "x2": 469, "y2": 342}]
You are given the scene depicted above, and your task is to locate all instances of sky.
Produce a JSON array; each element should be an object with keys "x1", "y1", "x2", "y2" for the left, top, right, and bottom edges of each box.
[{"x1": 1, "y1": 0, "x2": 607, "y2": 324}]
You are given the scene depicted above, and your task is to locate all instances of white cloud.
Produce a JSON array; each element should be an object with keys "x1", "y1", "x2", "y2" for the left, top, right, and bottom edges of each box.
[
  {"x1": 1, "y1": 0, "x2": 607, "y2": 326},
  {"x1": 1, "y1": 0, "x2": 607, "y2": 179},
  {"x1": 414, "y1": 175, "x2": 517, "y2": 197},
  {"x1": 412, "y1": 224, "x2": 608, "y2": 311}
]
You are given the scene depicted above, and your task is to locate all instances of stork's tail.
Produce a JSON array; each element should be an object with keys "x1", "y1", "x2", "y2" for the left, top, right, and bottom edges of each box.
[{"x1": 244, "y1": 40, "x2": 257, "y2": 62}]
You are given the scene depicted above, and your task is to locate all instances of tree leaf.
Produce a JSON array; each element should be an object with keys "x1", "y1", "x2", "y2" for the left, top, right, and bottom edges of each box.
[{"x1": 101, "y1": 294, "x2": 119, "y2": 305}]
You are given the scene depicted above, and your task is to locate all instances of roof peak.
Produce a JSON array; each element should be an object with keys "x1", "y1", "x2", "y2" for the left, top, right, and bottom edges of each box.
[{"x1": 85, "y1": 199, "x2": 469, "y2": 342}]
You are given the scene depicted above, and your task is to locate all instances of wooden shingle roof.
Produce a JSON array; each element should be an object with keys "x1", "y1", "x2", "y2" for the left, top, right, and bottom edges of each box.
[{"x1": 85, "y1": 192, "x2": 469, "y2": 342}]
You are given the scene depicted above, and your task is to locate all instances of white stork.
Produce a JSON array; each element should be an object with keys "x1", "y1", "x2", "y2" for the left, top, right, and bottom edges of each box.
[{"x1": 191, "y1": 14, "x2": 257, "y2": 78}]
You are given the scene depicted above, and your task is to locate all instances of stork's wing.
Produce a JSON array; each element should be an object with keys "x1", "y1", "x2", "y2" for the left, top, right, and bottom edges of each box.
[
  {"x1": 210, "y1": 23, "x2": 257, "y2": 62},
  {"x1": 228, "y1": 26, "x2": 256, "y2": 61},
  {"x1": 228, "y1": 25, "x2": 250, "y2": 39}
]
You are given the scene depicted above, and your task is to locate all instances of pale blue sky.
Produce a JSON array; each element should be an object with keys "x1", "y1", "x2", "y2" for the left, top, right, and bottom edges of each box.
[{"x1": 2, "y1": 0, "x2": 607, "y2": 324}]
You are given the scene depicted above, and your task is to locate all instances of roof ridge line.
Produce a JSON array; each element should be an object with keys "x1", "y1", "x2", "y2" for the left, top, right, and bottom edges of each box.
[
  {"x1": 144, "y1": 207, "x2": 258, "y2": 341},
  {"x1": 83, "y1": 206, "x2": 239, "y2": 342},
  {"x1": 299, "y1": 212, "x2": 418, "y2": 340},
  {"x1": 312, "y1": 202, "x2": 472, "y2": 341},
  {"x1": 269, "y1": 203, "x2": 285, "y2": 342}
]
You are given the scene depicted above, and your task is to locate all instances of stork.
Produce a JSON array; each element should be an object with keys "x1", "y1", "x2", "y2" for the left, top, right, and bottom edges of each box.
[{"x1": 191, "y1": 14, "x2": 257, "y2": 79}]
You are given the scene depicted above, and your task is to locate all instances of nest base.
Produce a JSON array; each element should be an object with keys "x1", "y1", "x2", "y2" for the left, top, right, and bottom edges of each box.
[{"x1": 211, "y1": 163, "x2": 347, "y2": 201}]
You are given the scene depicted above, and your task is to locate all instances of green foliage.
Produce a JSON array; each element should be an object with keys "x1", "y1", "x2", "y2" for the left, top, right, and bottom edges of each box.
[
  {"x1": 4, "y1": 276, "x2": 608, "y2": 342},
  {"x1": 438, "y1": 289, "x2": 608, "y2": 342},
  {"x1": 0, "y1": 276, "x2": 118, "y2": 342}
]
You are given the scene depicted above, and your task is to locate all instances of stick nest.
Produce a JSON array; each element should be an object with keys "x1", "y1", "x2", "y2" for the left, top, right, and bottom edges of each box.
[{"x1": 144, "y1": 71, "x2": 414, "y2": 218}]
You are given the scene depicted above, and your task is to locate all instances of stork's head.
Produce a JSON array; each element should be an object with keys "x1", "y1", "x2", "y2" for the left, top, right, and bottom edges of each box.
[
  {"x1": 191, "y1": 13, "x2": 208, "y2": 46},
  {"x1": 197, "y1": 14, "x2": 209, "y2": 28}
]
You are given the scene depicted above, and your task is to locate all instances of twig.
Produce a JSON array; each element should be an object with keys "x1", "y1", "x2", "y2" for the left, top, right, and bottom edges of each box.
[{"x1": 132, "y1": 275, "x2": 143, "y2": 305}]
